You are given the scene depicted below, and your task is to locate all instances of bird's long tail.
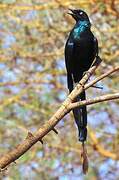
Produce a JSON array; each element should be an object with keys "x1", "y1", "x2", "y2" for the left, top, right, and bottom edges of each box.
[{"x1": 73, "y1": 90, "x2": 87, "y2": 142}]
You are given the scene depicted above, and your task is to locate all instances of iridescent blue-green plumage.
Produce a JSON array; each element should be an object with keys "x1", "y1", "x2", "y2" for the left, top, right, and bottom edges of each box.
[
  {"x1": 73, "y1": 21, "x2": 91, "y2": 39},
  {"x1": 65, "y1": 9, "x2": 98, "y2": 142}
]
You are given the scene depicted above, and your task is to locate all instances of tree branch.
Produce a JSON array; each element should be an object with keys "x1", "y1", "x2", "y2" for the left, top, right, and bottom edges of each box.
[
  {"x1": 88, "y1": 128, "x2": 117, "y2": 160},
  {"x1": 85, "y1": 66, "x2": 119, "y2": 90},
  {"x1": 0, "y1": 57, "x2": 101, "y2": 170},
  {"x1": 69, "y1": 93, "x2": 119, "y2": 110},
  {"x1": 0, "y1": 59, "x2": 119, "y2": 170}
]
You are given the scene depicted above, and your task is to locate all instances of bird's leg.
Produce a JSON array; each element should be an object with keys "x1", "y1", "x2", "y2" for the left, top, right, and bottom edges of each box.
[{"x1": 95, "y1": 55, "x2": 102, "y2": 62}]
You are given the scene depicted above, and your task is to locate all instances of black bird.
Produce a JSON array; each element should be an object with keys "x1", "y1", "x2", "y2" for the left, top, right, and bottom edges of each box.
[{"x1": 65, "y1": 9, "x2": 99, "y2": 142}]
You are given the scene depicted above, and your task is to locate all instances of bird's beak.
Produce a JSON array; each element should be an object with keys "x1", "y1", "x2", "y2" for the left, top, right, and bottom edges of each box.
[
  {"x1": 67, "y1": 9, "x2": 78, "y2": 21},
  {"x1": 67, "y1": 8, "x2": 75, "y2": 16}
]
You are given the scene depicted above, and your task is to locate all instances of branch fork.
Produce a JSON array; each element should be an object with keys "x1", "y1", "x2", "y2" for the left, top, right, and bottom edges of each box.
[{"x1": 0, "y1": 57, "x2": 119, "y2": 172}]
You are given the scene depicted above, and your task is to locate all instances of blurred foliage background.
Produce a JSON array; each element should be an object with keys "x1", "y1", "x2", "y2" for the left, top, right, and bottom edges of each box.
[{"x1": 0, "y1": 0, "x2": 119, "y2": 179}]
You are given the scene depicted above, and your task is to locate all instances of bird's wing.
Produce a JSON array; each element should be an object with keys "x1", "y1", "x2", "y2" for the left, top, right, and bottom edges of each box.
[
  {"x1": 90, "y1": 37, "x2": 99, "y2": 67},
  {"x1": 65, "y1": 38, "x2": 75, "y2": 92},
  {"x1": 94, "y1": 37, "x2": 98, "y2": 57},
  {"x1": 65, "y1": 39, "x2": 74, "y2": 72}
]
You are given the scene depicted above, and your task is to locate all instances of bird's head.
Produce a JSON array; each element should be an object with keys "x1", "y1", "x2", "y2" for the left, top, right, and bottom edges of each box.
[{"x1": 68, "y1": 9, "x2": 90, "y2": 23}]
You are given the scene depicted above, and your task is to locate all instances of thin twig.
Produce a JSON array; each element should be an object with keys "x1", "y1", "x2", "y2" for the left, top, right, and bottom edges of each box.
[
  {"x1": 69, "y1": 93, "x2": 119, "y2": 110},
  {"x1": 85, "y1": 66, "x2": 119, "y2": 90},
  {"x1": 88, "y1": 127, "x2": 116, "y2": 160}
]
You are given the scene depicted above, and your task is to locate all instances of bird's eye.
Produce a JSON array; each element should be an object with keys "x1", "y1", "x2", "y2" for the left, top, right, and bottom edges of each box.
[{"x1": 79, "y1": 12, "x2": 83, "y2": 15}]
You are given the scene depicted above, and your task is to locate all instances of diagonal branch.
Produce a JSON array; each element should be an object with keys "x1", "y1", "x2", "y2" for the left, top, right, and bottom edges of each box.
[
  {"x1": 0, "y1": 57, "x2": 101, "y2": 170},
  {"x1": 0, "y1": 59, "x2": 119, "y2": 170}
]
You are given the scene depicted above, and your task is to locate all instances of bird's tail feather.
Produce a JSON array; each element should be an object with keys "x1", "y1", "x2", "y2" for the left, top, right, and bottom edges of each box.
[{"x1": 73, "y1": 91, "x2": 87, "y2": 142}]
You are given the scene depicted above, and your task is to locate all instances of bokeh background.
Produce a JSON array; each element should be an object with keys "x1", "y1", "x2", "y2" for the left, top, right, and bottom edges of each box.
[{"x1": 0, "y1": 0, "x2": 119, "y2": 179}]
